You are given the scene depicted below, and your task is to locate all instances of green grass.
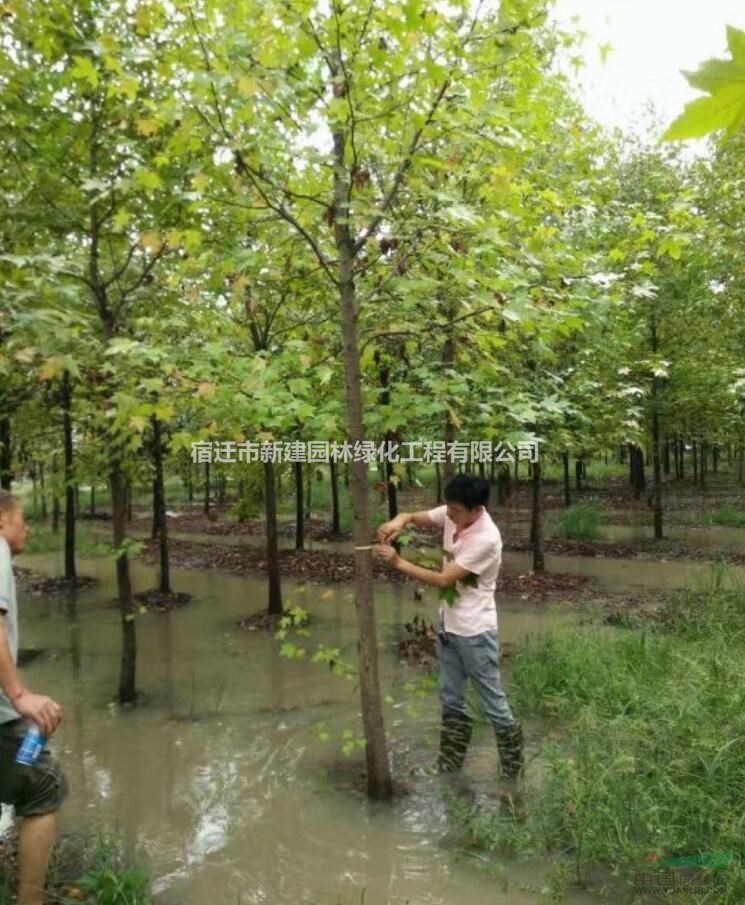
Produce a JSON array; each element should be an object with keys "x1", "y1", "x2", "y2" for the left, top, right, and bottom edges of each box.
[
  {"x1": 450, "y1": 571, "x2": 745, "y2": 902},
  {"x1": 549, "y1": 504, "x2": 605, "y2": 541},
  {"x1": 691, "y1": 504, "x2": 745, "y2": 529},
  {"x1": 22, "y1": 524, "x2": 109, "y2": 557},
  {"x1": 0, "y1": 835, "x2": 151, "y2": 905}
]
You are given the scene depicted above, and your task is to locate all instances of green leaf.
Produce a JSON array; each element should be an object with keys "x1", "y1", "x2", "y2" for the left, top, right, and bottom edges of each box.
[{"x1": 71, "y1": 55, "x2": 98, "y2": 88}]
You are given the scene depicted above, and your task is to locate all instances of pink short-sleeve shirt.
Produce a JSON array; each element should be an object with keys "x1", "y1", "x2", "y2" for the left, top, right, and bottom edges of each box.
[{"x1": 427, "y1": 504, "x2": 502, "y2": 636}]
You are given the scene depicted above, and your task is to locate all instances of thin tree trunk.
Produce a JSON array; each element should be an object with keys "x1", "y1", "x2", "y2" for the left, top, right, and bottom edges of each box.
[
  {"x1": 203, "y1": 461, "x2": 210, "y2": 516},
  {"x1": 435, "y1": 460, "x2": 442, "y2": 504},
  {"x1": 701, "y1": 441, "x2": 707, "y2": 490},
  {"x1": 531, "y1": 459, "x2": 545, "y2": 572},
  {"x1": 52, "y1": 453, "x2": 60, "y2": 533},
  {"x1": 0, "y1": 415, "x2": 11, "y2": 491},
  {"x1": 61, "y1": 371, "x2": 77, "y2": 580},
  {"x1": 329, "y1": 459, "x2": 341, "y2": 536},
  {"x1": 89, "y1": 484, "x2": 96, "y2": 516},
  {"x1": 575, "y1": 456, "x2": 583, "y2": 493},
  {"x1": 692, "y1": 441, "x2": 698, "y2": 485},
  {"x1": 629, "y1": 445, "x2": 646, "y2": 499},
  {"x1": 40, "y1": 462, "x2": 47, "y2": 520},
  {"x1": 442, "y1": 303, "x2": 457, "y2": 486},
  {"x1": 332, "y1": 64, "x2": 392, "y2": 798},
  {"x1": 295, "y1": 461, "x2": 305, "y2": 552},
  {"x1": 111, "y1": 462, "x2": 136, "y2": 704},
  {"x1": 151, "y1": 477, "x2": 160, "y2": 540},
  {"x1": 562, "y1": 450, "x2": 571, "y2": 507},
  {"x1": 263, "y1": 460, "x2": 283, "y2": 615},
  {"x1": 652, "y1": 411, "x2": 664, "y2": 539},
  {"x1": 152, "y1": 417, "x2": 170, "y2": 594}
]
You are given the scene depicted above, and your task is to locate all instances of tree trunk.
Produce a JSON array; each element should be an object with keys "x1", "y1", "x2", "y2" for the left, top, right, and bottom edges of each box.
[
  {"x1": 441, "y1": 300, "x2": 457, "y2": 486},
  {"x1": 263, "y1": 460, "x2": 283, "y2": 616},
  {"x1": 663, "y1": 438, "x2": 671, "y2": 476},
  {"x1": 61, "y1": 371, "x2": 77, "y2": 580},
  {"x1": 531, "y1": 459, "x2": 545, "y2": 572},
  {"x1": 712, "y1": 444, "x2": 720, "y2": 474},
  {"x1": 152, "y1": 416, "x2": 170, "y2": 594},
  {"x1": 51, "y1": 453, "x2": 60, "y2": 533},
  {"x1": 203, "y1": 461, "x2": 210, "y2": 516},
  {"x1": 40, "y1": 461, "x2": 47, "y2": 520},
  {"x1": 305, "y1": 463, "x2": 312, "y2": 514},
  {"x1": 332, "y1": 75, "x2": 392, "y2": 798},
  {"x1": 435, "y1": 460, "x2": 442, "y2": 504},
  {"x1": 651, "y1": 408, "x2": 664, "y2": 540},
  {"x1": 111, "y1": 462, "x2": 136, "y2": 705},
  {"x1": 89, "y1": 484, "x2": 96, "y2": 516},
  {"x1": 562, "y1": 450, "x2": 571, "y2": 507},
  {"x1": 294, "y1": 461, "x2": 305, "y2": 552},
  {"x1": 329, "y1": 459, "x2": 341, "y2": 536},
  {"x1": 575, "y1": 456, "x2": 583, "y2": 493},
  {"x1": 692, "y1": 441, "x2": 698, "y2": 485},
  {"x1": 0, "y1": 415, "x2": 11, "y2": 491},
  {"x1": 679, "y1": 437, "x2": 685, "y2": 480},
  {"x1": 151, "y1": 477, "x2": 160, "y2": 540},
  {"x1": 630, "y1": 445, "x2": 646, "y2": 499},
  {"x1": 700, "y1": 441, "x2": 707, "y2": 490}
]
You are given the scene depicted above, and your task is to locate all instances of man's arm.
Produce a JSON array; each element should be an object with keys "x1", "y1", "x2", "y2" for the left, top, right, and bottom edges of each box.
[
  {"x1": 377, "y1": 510, "x2": 437, "y2": 543},
  {"x1": 0, "y1": 613, "x2": 62, "y2": 736},
  {"x1": 376, "y1": 546, "x2": 472, "y2": 589},
  {"x1": 0, "y1": 613, "x2": 25, "y2": 702}
]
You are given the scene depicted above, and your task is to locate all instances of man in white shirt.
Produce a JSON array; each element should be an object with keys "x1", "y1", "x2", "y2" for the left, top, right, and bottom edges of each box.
[
  {"x1": 377, "y1": 474, "x2": 523, "y2": 780},
  {"x1": 0, "y1": 491, "x2": 66, "y2": 905}
]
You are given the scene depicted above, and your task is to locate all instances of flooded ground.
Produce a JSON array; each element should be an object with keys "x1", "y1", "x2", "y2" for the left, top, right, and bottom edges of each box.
[{"x1": 9, "y1": 553, "x2": 592, "y2": 905}]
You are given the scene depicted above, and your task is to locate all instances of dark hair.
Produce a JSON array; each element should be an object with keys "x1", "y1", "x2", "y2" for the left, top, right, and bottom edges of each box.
[
  {"x1": 443, "y1": 474, "x2": 489, "y2": 509},
  {"x1": 0, "y1": 491, "x2": 20, "y2": 518}
]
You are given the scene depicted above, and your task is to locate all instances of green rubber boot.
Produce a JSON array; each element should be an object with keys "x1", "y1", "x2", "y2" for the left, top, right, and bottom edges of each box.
[
  {"x1": 495, "y1": 721, "x2": 524, "y2": 781},
  {"x1": 437, "y1": 709, "x2": 473, "y2": 773}
]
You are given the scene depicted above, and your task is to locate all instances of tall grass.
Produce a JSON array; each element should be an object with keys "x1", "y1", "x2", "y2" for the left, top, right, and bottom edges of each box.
[
  {"x1": 691, "y1": 504, "x2": 745, "y2": 529},
  {"x1": 549, "y1": 504, "x2": 605, "y2": 541},
  {"x1": 452, "y1": 576, "x2": 745, "y2": 901}
]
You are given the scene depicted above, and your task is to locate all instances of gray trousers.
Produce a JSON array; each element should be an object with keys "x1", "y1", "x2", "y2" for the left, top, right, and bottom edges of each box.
[{"x1": 436, "y1": 629, "x2": 517, "y2": 730}]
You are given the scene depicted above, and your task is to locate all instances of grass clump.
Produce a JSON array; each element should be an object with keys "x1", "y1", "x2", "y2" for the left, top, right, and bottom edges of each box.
[
  {"x1": 550, "y1": 504, "x2": 605, "y2": 542},
  {"x1": 0, "y1": 834, "x2": 151, "y2": 905},
  {"x1": 447, "y1": 578, "x2": 745, "y2": 901}
]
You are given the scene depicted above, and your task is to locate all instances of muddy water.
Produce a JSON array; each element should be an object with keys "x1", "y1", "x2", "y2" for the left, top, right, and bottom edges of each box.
[{"x1": 12, "y1": 554, "x2": 592, "y2": 905}]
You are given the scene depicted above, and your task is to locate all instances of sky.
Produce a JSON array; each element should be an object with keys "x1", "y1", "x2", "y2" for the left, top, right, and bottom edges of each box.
[{"x1": 551, "y1": 0, "x2": 745, "y2": 136}]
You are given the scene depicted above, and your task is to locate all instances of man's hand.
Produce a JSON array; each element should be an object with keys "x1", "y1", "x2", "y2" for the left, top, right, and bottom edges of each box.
[
  {"x1": 12, "y1": 691, "x2": 63, "y2": 737},
  {"x1": 375, "y1": 544, "x2": 401, "y2": 570},
  {"x1": 377, "y1": 513, "x2": 410, "y2": 544}
]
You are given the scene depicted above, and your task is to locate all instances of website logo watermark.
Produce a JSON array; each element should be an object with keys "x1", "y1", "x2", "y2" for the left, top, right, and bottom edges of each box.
[{"x1": 633, "y1": 851, "x2": 732, "y2": 896}]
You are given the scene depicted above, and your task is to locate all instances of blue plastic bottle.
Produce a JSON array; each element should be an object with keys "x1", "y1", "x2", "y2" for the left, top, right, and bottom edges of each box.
[{"x1": 15, "y1": 725, "x2": 46, "y2": 766}]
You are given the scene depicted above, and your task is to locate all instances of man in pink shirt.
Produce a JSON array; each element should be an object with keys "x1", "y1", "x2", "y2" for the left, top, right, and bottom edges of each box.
[{"x1": 377, "y1": 474, "x2": 523, "y2": 780}]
